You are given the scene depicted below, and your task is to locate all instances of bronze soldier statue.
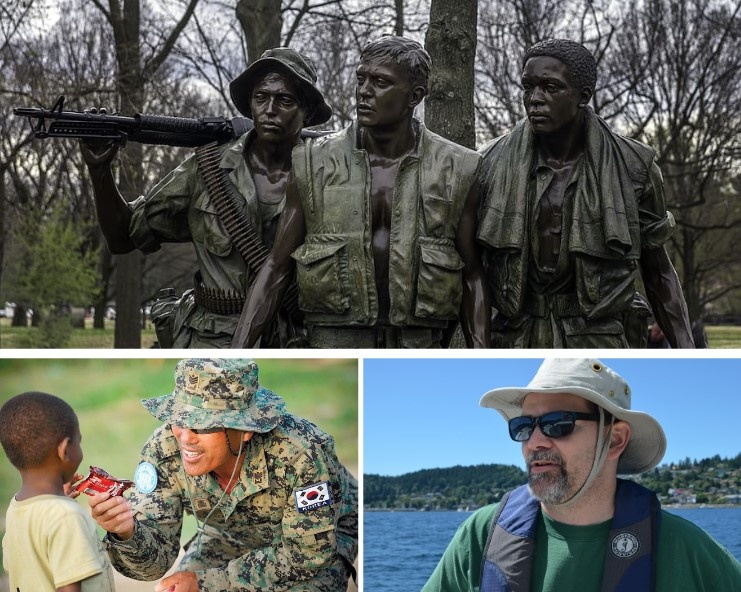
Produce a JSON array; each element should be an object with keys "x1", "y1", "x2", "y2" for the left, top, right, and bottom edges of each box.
[
  {"x1": 81, "y1": 48, "x2": 332, "y2": 348},
  {"x1": 232, "y1": 36, "x2": 490, "y2": 348},
  {"x1": 477, "y1": 39, "x2": 694, "y2": 348}
]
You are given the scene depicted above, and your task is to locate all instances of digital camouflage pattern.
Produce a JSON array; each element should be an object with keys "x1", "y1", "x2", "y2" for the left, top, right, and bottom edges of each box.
[
  {"x1": 104, "y1": 414, "x2": 358, "y2": 591},
  {"x1": 141, "y1": 359, "x2": 286, "y2": 432}
]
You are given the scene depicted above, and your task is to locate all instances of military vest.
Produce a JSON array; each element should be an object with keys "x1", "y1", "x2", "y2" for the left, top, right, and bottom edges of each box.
[
  {"x1": 481, "y1": 479, "x2": 659, "y2": 592},
  {"x1": 290, "y1": 122, "x2": 480, "y2": 328}
]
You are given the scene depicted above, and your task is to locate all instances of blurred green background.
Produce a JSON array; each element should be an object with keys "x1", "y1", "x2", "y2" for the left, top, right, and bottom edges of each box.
[{"x1": 0, "y1": 357, "x2": 358, "y2": 569}]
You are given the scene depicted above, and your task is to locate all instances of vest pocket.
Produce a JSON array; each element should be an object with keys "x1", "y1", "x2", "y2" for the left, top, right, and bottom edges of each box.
[
  {"x1": 291, "y1": 235, "x2": 350, "y2": 314},
  {"x1": 562, "y1": 316, "x2": 627, "y2": 348},
  {"x1": 190, "y1": 191, "x2": 234, "y2": 257},
  {"x1": 421, "y1": 193, "x2": 452, "y2": 236},
  {"x1": 415, "y1": 237, "x2": 464, "y2": 319}
]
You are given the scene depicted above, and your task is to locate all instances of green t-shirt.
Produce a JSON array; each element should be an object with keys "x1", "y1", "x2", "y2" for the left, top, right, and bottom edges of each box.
[{"x1": 421, "y1": 503, "x2": 741, "y2": 592}]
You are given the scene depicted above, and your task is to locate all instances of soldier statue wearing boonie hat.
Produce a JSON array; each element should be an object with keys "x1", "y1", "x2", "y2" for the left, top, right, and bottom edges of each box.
[
  {"x1": 230, "y1": 47, "x2": 333, "y2": 128},
  {"x1": 82, "y1": 46, "x2": 332, "y2": 349},
  {"x1": 89, "y1": 359, "x2": 358, "y2": 591},
  {"x1": 423, "y1": 358, "x2": 741, "y2": 592}
]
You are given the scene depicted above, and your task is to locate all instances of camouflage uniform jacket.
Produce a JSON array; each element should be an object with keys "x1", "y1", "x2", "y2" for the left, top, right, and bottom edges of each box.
[
  {"x1": 103, "y1": 414, "x2": 358, "y2": 591},
  {"x1": 290, "y1": 120, "x2": 481, "y2": 329},
  {"x1": 127, "y1": 130, "x2": 284, "y2": 346}
]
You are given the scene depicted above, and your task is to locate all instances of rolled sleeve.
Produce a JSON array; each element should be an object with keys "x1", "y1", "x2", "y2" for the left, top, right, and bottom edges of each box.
[
  {"x1": 639, "y1": 160, "x2": 676, "y2": 250},
  {"x1": 129, "y1": 154, "x2": 200, "y2": 252}
]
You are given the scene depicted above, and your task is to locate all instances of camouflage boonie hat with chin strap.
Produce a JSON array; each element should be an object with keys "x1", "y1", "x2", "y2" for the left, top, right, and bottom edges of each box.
[{"x1": 141, "y1": 359, "x2": 286, "y2": 433}]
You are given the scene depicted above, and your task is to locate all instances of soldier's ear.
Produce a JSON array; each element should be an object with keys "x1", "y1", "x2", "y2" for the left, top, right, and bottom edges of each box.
[
  {"x1": 242, "y1": 431, "x2": 254, "y2": 443},
  {"x1": 409, "y1": 85, "x2": 425, "y2": 109},
  {"x1": 578, "y1": 86, "x2": 593, "y2": 109},
  {"x1": 303, "y1": 106, "x2": 316, "y2": 127}
]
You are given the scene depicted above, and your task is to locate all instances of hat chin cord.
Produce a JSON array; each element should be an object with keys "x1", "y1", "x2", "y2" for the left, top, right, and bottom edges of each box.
[
  {"x1": 182, "y1": 432, "x2": 246, "y2": 556},
  {"x1": 554, "y1": 407, "x2": 614, "y2": 507}
]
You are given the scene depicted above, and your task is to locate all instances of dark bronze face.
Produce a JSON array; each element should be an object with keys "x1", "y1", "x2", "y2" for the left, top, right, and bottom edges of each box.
[
  {"x1": 250, "y1": 72, "x2": 307, "y2": 143},
  {"x1": 355, "y1": 58, "x2": 416, "y2": 128},
  {"x1": 522, "y1": 56, "x2": 585, "y2": 135}
]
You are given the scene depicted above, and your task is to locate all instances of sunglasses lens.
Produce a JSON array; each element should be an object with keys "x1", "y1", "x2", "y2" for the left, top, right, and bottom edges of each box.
[
  {"x1": 539, "y1": 412, "x2": 575, "y2": 438},
  {"x1": 191, "y1": 427, "x2": 222, "y2": 434},
  {"x1": 509, "y1": 417, "x2": 534, "y2": 442}
]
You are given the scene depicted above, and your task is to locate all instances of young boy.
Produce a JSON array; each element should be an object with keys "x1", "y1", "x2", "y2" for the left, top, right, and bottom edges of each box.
[{"x1": 0, "y1": 391, "x2": 115, "y2": 592}]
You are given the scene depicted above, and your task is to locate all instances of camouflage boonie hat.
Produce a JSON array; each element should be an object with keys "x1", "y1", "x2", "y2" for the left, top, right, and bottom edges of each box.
[{"x1": 141, "y1": 359, "x2": 286, "y2": 433}]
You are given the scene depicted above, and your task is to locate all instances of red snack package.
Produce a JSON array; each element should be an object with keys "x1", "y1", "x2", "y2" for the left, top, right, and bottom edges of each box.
[{"x1": 74, "y1": 466, "x2": 133, "y2": 497}]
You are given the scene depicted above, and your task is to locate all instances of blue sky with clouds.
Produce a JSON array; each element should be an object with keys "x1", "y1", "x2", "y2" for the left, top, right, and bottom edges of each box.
[{"x1": 363, "y1": 356, "x2": 741, "y2": 476}]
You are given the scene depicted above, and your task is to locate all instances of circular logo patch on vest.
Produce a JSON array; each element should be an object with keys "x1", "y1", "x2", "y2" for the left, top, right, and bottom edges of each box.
[
  {"x1": 611, "y1": 532, "x2": 639, "y2": 558},
  {"x1": 134, "y1": 462, "x2": 158, "y2": 494}
]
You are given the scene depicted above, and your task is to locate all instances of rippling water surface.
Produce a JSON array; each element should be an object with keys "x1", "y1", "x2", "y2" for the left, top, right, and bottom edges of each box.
[{"x1": 364, "y1": 507, "x2": 741, "y2": 592}]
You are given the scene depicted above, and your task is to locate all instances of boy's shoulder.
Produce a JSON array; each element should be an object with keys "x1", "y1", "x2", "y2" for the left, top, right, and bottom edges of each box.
[{"x1": 9, "y1": 493, "x2": 87, "y2": 521}]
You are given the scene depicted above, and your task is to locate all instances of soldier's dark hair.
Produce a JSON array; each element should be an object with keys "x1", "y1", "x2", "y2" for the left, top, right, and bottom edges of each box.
[
  {"x1": 360, "y1": 35, "x2": 432, "y2": 94},
  {"x1": 523, "y1": 39, "x2": 597, "y2": 93},
  {"x1": 0, "y1": 392, "x2": 78, "y2": 469}
]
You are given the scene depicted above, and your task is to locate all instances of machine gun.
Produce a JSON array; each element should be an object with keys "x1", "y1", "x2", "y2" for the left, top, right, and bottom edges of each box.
[{"x1": 14, "y1": 95, "x2": 323, "y2": 147}]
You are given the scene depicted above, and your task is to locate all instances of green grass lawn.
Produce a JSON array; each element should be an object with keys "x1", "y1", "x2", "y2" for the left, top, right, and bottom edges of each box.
[
  {"x1": 0, "y1": 358, "x2": 358, "y2": 566},
  {"x1": 3, "y1": 318, "x2": 740, "y2": 348},
  {"x1": 0, "y1": 318, "x2": 158, "y2": 348},
  {"x1": 704, "y1": 325, "x2": 741, "y2": 348}
]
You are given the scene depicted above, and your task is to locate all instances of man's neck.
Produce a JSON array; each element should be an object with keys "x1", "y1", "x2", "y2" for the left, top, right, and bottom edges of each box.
[
  {"x1": 535, "y1": 112, "x2": 586, "y2": 168},
  {"x1": 540, "y1": 475, "x2": 617, "y2": 525},
  {"x1": 248, "y1": 136, "x2": 297, "y2": 171},
  {"x1": 212, "y1": 453, "x2": 245, "y2": 494},
  {"x1": 360, "y1": 119, "x2": 416, "y2": 160}
]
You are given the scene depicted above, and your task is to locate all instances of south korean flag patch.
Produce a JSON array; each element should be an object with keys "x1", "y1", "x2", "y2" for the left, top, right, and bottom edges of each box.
[{"x1": 295, "y1": 481, "x2": 333, "y2": 513}]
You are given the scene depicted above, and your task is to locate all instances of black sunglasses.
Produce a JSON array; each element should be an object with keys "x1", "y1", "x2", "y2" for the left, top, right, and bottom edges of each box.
[
  {"x1": 508, "y1": 411, "x2": 601, "y2": 442},
  {"x1": 170, "y1": 425, "x2": 223, "y2": 435}
]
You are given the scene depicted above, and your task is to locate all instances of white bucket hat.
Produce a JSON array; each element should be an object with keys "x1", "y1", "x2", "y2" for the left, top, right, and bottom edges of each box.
[{"x1": 480, "y1": 358, "x2": 666, "y2": 475}]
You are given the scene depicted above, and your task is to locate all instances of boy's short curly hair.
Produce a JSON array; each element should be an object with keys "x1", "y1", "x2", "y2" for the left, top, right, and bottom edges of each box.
[
  {"x1": 360, "y1": 35, "x2": 432, "y2": 94},
  {"x1": 523, "y1": 39, "x2": 597, "y2": 93},
  {"x1": 0, "y1": 392, "x2": 78, "y2": 469}
]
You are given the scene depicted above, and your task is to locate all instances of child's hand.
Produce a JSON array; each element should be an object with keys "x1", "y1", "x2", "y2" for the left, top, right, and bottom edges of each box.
[{"x1": 64, "y1": 473, "x2": 84, "y2": 499}]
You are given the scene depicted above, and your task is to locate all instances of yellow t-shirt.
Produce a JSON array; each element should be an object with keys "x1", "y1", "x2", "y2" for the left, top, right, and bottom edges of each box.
[{"x1": 2, "y1": 494, "x2": 115, "y2": 591}]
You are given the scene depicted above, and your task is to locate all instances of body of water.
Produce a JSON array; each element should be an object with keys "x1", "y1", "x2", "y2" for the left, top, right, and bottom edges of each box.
[{"x1": 364, "y1": 507, "x2": 741, "y2": 592}]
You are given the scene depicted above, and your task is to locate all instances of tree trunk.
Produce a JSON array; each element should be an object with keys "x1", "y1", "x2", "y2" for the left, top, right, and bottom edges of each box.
[
  {"x1": 394, "y1": 0, "x2": 404, "y2": 36},
  {"x1": 93, "y1": 238, "x2": 112, "y2": 330},
  {"x1": 106, "y1": 0, "x2": 145, "y2": 348},
  {"x1": 97, "y1": 0, "x2": 198, "y2": 346},
  {"x1": 680, "y1": 226, "x2": 700, "y2": 324},
  {"x1": 11, "y1": 305, "x2": 27, "y2": 327},
  {"x1": 424, "y1": 0, "x2": 478, "y2": 149},
  {"x1": 236, "y1": 0, "x2": 282, "y2": 64},
  {"x1": 0, "y1": 164, "x2": 6, "y2": 303}
]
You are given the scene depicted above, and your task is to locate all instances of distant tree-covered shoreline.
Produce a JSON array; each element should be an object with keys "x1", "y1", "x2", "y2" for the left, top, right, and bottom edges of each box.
[{"x1": 365, "y1": 454, "x2": 741, "y2": 510}]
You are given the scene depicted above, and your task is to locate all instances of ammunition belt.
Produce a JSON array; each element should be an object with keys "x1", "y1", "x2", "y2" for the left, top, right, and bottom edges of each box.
[
  {"x1": 194, "y1": 142, "x2": 300, "y2": 318},
  {"x1": 193, "y1": 276, "x2": 245, "y2": 316}
]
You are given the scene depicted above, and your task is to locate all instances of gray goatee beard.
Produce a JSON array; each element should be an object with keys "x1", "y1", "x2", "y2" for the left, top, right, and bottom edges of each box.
[{"x1": 527, "y1": 451, "x2": 571, "y2": 505}]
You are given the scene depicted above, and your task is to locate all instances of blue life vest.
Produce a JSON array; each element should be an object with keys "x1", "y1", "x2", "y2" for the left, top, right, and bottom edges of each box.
[{"x1": 480, "y1": 479, "x2": 660, "y2": 592}]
